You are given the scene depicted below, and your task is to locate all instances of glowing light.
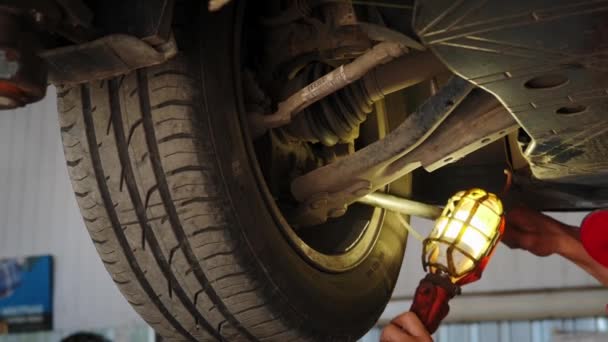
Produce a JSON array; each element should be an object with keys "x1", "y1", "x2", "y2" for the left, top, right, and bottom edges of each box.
[
  {"x1": 460, "y1": 228, "x2": 489, "y2": 258},
  {"x1": 443, "y1": 220, "x2": 463, "y2": 240},
  {"x1": 422, "y1": 188, "x2": 504, "y2": 284}
]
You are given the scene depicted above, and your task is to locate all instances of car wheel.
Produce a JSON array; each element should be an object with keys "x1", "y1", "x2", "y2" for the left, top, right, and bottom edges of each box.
[{"x1": 57, "y1": 1, "x2": 408, "y2": 340}]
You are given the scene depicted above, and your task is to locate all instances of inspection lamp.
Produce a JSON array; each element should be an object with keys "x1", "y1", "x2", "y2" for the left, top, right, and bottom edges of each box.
[{"x1": 410, "y1": 188, "x2": 505, "y2": 334}]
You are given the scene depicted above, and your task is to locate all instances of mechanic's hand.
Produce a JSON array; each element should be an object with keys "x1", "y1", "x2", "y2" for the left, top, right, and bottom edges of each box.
[
  {"x1": 380, "y1": 312, "x2": 432, "y2": 342},
  {"x1": 503, "y1": 206, "x2": 576, "y2": 257}
]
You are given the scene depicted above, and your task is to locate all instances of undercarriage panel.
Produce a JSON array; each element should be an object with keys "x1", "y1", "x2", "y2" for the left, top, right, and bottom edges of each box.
[{"x1": 414, "y1": 0, "x2": 608, "y2": 186}]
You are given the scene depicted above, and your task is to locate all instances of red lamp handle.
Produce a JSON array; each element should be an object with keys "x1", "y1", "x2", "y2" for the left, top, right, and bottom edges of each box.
[{"x1": 409, "y1": 273, "x2": 459, "y2": 334}]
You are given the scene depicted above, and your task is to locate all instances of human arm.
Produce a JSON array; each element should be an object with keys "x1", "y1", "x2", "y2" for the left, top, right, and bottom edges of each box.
[
  {"x1": 380, "y1": 312, "x2": 433, "y2": 342},
  {"x1": 503, "y1": 207, "x2": 608, "y2": 286}
]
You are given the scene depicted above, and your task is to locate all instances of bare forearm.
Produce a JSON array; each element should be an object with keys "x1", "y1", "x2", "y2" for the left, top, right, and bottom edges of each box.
[
  {"x1": 504, "y1": 207, "x2": 608, "y2": 287},
  {"x1": 561, "y1": 247, "x2": 608, "y2": 287},
  {"x1": 557, "y1": 225, "x2": 608, "y2": 287}
]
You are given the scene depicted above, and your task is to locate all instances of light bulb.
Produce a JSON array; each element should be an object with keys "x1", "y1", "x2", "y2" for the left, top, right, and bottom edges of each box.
[{"x1": 422, "y1": 188, "x2": 504, "y2": 284}]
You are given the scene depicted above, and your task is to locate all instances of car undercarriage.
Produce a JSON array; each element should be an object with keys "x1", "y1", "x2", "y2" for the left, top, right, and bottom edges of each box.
[{"x1": 1, "y1": 0, "x2": 607, "y2": 340}]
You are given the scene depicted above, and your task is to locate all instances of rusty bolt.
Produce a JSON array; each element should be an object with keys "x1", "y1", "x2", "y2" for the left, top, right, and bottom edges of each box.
[
  {"x1": 33, "y1": 12, "x2": 44, "y2": 24},
  {"x1": 27, "y1": 10, "x2": 44, "y2": 24}
]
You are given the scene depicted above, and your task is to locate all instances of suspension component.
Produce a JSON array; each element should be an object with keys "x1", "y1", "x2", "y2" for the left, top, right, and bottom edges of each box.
[
  {"x1": 283, "y1": 50, "x2": 444, "y2": 145},
  {"x1": 358, "y1": 192, "x2": 442, "y2": 220},
  {"x1": 290, "y1": 84, "x2": 520, "y2": 227},
  {"x1": 283, "y1": 62, "x2": 374, "y2": 146},
  {"x1": 249, "y1": 41, "x2": 408, "y2": 138},
  {"x1": 0, "y1": 9, "x2": 46, "y2": 110}
]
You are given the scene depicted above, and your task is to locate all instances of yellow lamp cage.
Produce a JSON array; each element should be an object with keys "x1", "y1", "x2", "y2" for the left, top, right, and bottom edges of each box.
[{"x1": 422, "y1": 188, "x2": 504, "y2": 284}]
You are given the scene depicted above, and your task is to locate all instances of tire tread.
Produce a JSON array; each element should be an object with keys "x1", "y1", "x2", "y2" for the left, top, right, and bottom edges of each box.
[{"x1": 58, "y1": 53, "x2": 305, "y2": 341}]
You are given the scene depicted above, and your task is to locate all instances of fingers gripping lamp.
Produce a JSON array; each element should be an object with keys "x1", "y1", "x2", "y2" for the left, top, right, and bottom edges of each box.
[{"x1": 410, "y1": 189, "x2": 505, "y2": 334}]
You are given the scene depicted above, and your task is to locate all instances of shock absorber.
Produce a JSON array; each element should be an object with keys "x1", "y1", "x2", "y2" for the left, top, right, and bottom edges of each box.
[{"x1": 282, "y1": 50, "x2": 444, "y2": 146}]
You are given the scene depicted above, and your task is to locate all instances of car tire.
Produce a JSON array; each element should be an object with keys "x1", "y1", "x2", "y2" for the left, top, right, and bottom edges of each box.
[{"x1": 57, "y1": 1, "x2": 407, "y2": 340}]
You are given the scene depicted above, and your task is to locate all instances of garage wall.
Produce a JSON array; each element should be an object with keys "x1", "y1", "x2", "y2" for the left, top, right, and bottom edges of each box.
[{"x1": 0, "y1": 88, "x2": 143, "y2": 332}]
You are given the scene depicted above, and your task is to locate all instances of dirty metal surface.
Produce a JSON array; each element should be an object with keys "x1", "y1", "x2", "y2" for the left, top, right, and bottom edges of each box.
[
  {"x1": 290, "y1": 79, "x2": 519, "y2": 226},
  {"x1": 290, "y1": 76, "x2": 474, "y2": 226},
  {"x1": 41, "y1": 34, "x2": 176, "y2": 85},
  {"x1": 0, "y1": 10, "x2": 46, "y2": 109},
  {"x1": 414, "y1": 0, "x2": 608, "y2": 186}
]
